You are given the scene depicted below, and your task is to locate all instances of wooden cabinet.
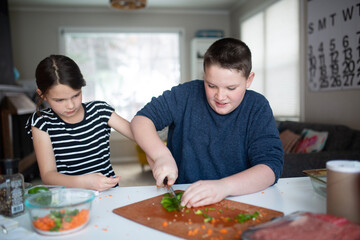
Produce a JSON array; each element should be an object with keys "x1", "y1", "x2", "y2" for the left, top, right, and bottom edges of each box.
[
  {"x1": 0, "y1": 93, "x2": 37, "y2": 181},
  {"x1": 190, "y1": 38, "x2": 220, "y2": 80}
]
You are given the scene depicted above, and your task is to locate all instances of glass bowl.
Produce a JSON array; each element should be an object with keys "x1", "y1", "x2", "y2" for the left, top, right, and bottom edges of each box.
[
  {"x1": 303, "y1": 168, "x2": 327, "y2": 197},
  {"x1": 24, "y1": 188, "x2": 95, "y2": 236}
]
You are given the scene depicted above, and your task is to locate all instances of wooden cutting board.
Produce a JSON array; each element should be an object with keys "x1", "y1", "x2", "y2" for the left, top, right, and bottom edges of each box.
[{"x1": 113, "y1": 191, "x2": 283, "y2": 239}]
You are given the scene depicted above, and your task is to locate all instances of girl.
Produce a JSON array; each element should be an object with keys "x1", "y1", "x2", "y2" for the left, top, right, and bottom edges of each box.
[{"x1": 26, "y1": 55, "x2": 133, "y2": 192}]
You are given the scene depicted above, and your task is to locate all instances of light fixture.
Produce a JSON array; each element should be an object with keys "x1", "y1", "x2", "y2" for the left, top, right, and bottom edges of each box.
[{"x1": 110, "y1": 0, "x2": 147, "y2": 10}]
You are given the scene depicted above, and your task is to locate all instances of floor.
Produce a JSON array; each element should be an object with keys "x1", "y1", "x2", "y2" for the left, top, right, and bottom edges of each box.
[
  {"x1": 30, "y1": 162, "x2": 155, "y2": 187},
  {"x1": 114, "y1": 162, "x2": 155, "y2": 187}
]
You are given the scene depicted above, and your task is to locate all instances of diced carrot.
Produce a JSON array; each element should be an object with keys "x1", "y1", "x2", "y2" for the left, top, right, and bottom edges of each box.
[
  {"x1": 162, "y1": 221, "x2": 168, "y2": 227},
  {"x1": 187, "y1": 228, "x2": 199, "y2": 236},
  {"x1": 219, "y1": 228, "x2": 228, "y2": 234}
]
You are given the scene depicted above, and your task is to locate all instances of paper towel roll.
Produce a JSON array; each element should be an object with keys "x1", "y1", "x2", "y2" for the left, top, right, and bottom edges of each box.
[{"x1": 326, "y1": 160, "x2": 360, "y2": 224}]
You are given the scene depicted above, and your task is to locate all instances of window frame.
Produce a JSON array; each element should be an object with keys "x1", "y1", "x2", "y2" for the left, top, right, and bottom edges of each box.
[
  {"x1": 59, "y1": 26, "x2": 186, "y2": 83},
  {"x1": 58, "y1": 27, "x2": 185, "y2": 138}
]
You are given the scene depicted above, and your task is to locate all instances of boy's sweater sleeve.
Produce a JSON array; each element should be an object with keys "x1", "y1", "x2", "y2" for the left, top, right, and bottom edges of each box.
[{"x1": 246, "y1": 97, "x2": 284, "y2": 183}]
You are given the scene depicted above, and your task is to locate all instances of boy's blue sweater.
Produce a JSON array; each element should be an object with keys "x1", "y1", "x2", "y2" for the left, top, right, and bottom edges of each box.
[{"x1": 136, "y1": 80, "x2": 284, "y2": 184}]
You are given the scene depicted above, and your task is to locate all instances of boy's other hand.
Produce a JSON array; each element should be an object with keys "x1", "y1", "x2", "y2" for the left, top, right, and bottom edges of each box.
[{"x1": 180, "y1": 179, "x2": 230, "y2": 208}]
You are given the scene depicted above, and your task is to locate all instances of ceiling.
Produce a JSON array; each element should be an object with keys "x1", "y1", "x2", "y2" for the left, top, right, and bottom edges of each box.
[{"x1": 8, "y1": 0, "x2": 246, "y2": 12}]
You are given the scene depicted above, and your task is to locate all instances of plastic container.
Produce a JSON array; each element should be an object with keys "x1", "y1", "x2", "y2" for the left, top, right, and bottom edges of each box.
[{"x1": 25, "y1": 188, "x2": 95, "y2": 236}]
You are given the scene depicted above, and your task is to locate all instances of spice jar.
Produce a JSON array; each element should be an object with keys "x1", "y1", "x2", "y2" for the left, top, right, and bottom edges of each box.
[{"x1": 0, "y1": 158, "x2": 25, "y2": 217}]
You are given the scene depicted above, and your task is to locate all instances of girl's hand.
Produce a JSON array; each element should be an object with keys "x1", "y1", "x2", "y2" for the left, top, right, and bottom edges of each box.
[
  {"x1": 84, "y1": 173, "x2": 120, "y2": 192},
  {"x1": 180, "y1": 180, "x2": 231, "y2": 208}
]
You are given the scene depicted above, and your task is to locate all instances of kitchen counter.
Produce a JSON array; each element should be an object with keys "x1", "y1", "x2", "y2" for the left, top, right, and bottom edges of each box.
[{"x1": 4, "y1": 177, "x2": 325, "y2": 239}]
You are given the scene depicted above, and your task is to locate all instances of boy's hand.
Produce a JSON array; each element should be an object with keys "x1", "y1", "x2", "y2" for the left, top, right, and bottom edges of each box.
[
  {"x1": 180, "y1": 179, "x2": 230, "y2": 208},
  {"x1": 84, "y1": 173, "x2": 120, "y2": 192},
  {"x1": 151, "y1": 155, "x2": 178, "y2": 188}
]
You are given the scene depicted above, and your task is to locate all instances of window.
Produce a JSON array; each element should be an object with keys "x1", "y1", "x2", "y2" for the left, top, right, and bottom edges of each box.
[
  {"x1": 60, "y1": 28, "x2": 182, "y2": 121},
  {"x1": 240, "y1": 0, "x2": 299, "y2": 119}
]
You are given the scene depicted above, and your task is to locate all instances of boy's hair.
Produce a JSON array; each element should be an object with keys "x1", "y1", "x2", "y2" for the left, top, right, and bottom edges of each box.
[
  {"x1": 35, "y1": 55, "x2": 86, "y2": 112},
  {"x1": 203, "y1": 38, "x2": 252, "y2": 78}
]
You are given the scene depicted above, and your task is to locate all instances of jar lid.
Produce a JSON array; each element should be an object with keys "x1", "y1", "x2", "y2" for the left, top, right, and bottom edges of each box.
[
  {"x1": 0, "y1": 158, "x2": 20, "y2": 175},
  {"x1": 326, "y1": 160, "x2": 360, "y2": 173}
]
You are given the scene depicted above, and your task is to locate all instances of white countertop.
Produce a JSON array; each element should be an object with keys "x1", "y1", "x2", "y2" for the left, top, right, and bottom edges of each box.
[{"x1": 3, "y1": 177, "x2": 326, "y2": 240}]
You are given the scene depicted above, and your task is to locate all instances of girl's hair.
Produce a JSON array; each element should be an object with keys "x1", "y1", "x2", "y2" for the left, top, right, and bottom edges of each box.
[
  {"x1": 203, "y1": 38, "x2": 252, "y2": 78},
  {"x1": 35, "y1": 55, "x2": 86, "y2": 113}
]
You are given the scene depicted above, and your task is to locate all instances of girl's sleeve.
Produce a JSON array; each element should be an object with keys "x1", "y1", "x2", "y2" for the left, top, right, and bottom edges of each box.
[
  {"x1": 94, "y1": 101, "x2": 114, "y2": 120},
  {"x1": 25, "y1": 112, "x2": 46, "y2": 139}
]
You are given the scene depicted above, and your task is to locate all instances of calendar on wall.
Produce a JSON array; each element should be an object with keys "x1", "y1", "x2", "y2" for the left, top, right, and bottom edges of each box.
[{"x1": 307, "y1": 0, "x2": 360, "y2": 91}]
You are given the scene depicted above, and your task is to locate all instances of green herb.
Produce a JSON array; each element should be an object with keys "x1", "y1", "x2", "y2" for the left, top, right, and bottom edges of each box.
[
  {"x1": 50, "y1": 210, "x2": 64, "y2": 219},
  {"x1": 234, "y1": 211, "x2": 260, "y2": 223},
  {"x1": 195, "y1": 210, "x2": 203, "y2": 215},
  {"x1": 66, "y1": 209, "x2": 79, "y2": 216},
  {"x1": 203, "y1": 213, "x2": 214, "y2": 223}
]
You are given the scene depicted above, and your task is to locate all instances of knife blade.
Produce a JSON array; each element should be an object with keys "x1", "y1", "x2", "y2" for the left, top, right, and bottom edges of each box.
[{"x1": 163, "y1": 177, "x2": 181, "y2": 211}]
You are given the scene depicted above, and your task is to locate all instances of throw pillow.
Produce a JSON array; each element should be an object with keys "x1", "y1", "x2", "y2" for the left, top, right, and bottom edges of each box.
[
  {"x1": 295, "y1": 129, "x2": 328, "y2": 153},
  {"x1": 279, "y1": 129, "x2": 301, "y2": 153}
]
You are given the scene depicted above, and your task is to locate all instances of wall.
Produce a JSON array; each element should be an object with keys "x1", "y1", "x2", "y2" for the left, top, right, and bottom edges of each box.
[
  {"x1": 231, "y1": 0, "x2": 360, "y2": 130},
  {"x1": 8, "y1": 7, "x2": 230, "y2": 162}
]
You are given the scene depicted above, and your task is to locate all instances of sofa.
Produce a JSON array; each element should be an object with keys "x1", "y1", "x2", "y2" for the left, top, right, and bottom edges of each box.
[{"x1": 278, "y1": 121, "x2": 360, "y2": 178}]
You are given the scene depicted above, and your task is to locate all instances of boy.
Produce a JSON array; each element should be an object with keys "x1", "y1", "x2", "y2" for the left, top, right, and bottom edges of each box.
[{"x1": 131, "y1": 38, "x2": 284, "y2": 207}]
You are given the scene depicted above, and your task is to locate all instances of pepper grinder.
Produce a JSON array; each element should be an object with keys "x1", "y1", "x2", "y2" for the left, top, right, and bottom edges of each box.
[{"x1": 0, "y1": 158, "x2": 25, "y2": 217}]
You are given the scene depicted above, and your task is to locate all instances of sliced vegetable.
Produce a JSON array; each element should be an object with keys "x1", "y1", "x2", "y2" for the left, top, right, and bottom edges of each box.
[
  {"x1": 28, "y1": 186, "x2": 49, "y2": 194},
  {"x1": 161, "y1": 192, "x2": 184, "y2": 212}
]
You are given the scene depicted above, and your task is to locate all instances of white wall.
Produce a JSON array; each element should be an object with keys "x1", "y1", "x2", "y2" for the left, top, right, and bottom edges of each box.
[{"x1": 9, "y1": 7, "x2": 231, "y2": 162}]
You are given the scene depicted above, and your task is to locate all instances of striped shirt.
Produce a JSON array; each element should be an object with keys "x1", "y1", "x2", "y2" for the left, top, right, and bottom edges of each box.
[{"x1": 26, "y1": 101, "x2": 116, "y2": 177}]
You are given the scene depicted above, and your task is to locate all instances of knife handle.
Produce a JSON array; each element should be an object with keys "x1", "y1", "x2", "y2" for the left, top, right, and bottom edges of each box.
[{"x1": 163, "y1": 176, "x2": 168, "y2": 186}]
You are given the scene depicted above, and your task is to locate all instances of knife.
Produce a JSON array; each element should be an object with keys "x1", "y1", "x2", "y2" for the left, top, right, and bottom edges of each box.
[{"x1": 163, "y1": 177, "x2": 181, "y2": 211}]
